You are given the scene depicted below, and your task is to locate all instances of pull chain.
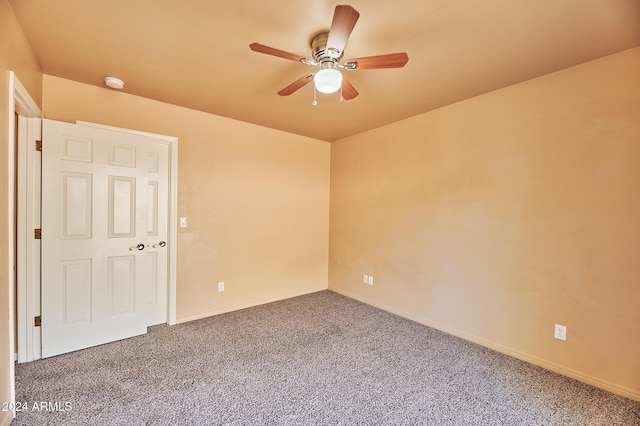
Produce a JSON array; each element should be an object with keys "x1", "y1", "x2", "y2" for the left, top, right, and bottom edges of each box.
[{"x1": 312, "y1": 84, "x2": 318, "y2": 106}]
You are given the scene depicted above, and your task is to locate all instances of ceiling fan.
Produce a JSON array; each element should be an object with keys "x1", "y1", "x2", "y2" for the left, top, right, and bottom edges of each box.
[{"x1": 249, "y1": 5, "x2": 409, "y2": 102}]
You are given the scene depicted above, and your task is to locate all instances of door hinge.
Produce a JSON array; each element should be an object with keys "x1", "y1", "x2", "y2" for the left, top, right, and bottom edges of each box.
[
  {"x1": 34, "y1": 316, "x2": 41, "y2": 327},
  {"x1": 34, "y1": 228, "x2": 41, "y2": 239},
  {"x1": 35, "y1": 140, "x2": 42, "y2": 151}
]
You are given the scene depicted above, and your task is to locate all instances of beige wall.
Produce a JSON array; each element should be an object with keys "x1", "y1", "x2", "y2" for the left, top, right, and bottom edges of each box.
[
  {"x1": 329, "y1": 47, "x2": 640, "y2": 401},
  {"x1": 0, "y1": 1, "x2": 42, "y2": 425},
  {"x1": 42, "y1": 75, "x2": 330, "y2": 322}
]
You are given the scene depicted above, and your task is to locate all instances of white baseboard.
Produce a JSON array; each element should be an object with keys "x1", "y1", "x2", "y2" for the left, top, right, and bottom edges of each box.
[{"x1": 330, "y1": 286, "x2": 640, "y2": 403}]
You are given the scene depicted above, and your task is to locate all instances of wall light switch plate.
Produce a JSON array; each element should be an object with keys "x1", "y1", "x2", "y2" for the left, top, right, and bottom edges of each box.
[
  {"x1": 367, "y1": 275, "x2": 374, "y2": 285},
  {"x1": 180, "y1": 217, "x2": 187, "y2": 228},
  {"x1": 218, "y1": 282, "x2": 224, "y2": 292}
]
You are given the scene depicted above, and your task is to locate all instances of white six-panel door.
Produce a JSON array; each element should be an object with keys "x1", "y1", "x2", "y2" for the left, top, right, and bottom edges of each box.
[{"x1": 41, "y1": 119, "x2": 156, "y2": 357}]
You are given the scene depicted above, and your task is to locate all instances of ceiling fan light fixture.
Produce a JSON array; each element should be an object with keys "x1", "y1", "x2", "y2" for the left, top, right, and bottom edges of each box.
[{"x1": 314, "y1": 65, "x2": 342, "y2": 94}]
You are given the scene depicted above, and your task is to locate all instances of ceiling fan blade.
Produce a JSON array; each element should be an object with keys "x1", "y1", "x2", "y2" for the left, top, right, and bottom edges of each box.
[
  {"x1": 278, "y1": 74, "x2": 314, "y2": 96},
  {"x1": 326, "y1": 5, "x2": 360, "y2": 55},
  {"x1": 345, "y1": 52, "x2": 409, "y2": 70},
  {"x1": 341, "y1": 78, "x2": 359, "y2": 100},
  {"x1": 249, "y1": 43, "x2": 307, "y2": 63}
]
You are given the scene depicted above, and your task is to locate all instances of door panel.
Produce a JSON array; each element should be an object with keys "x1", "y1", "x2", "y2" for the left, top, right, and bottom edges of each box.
[
  {"x1": 109, "y1": 176, "x2": 136, "y2": 237},
  {"x1": 61, "y1": 259, "x2": 91, "y2": 323},
  {"x1": 108, "y1": 256, "x2": 135, "y2": 315},
  {"x1": 41, "y1": 119, "x2": 150, "y2": 358},
  {"x1": 61, "y1": 172, "x2": 92, "y2": 238},
  {"x1": 147, "y1": 181, "x2": 158, "y2": 235},
  {"x1": 144, "y1": 142, "x2": 169, "y2": 326}
]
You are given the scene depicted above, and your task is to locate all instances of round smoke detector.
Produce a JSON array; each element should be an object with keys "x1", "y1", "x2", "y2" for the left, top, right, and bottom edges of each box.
[{"x1": 104, "y1": 76, "x2": 124, "y2": 90}]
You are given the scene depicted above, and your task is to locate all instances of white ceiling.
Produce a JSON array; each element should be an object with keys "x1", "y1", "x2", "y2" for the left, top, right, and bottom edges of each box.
[{"x1": 9, "y1": 0, "x2": 640, "y2": 141}]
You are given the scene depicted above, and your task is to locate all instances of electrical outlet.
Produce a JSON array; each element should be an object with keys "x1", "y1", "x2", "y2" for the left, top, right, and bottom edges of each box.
[
  {"x1": 554, "y1": 324, "x2": 567, "y2": 341},
  {"x1": 180, "y1": 217, "x2": 187, "y2": 228},
  {"x1": 217, "y1": 281, "x2": 224, "y2": 292}
]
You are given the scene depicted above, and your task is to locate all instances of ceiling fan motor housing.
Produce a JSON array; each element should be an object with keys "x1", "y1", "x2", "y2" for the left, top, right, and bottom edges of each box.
[{"x1": 311, "y1": 32, "x2": 342, "y2": 63}]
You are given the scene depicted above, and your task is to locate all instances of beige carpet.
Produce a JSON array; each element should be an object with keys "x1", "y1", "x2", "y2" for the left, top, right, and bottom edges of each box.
[{"x1": 13, "y1": 291, "x2": 640, "y2": 425}]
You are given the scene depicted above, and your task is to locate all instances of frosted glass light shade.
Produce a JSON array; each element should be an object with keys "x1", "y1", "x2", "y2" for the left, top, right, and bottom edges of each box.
[{"x1": 314, "y1": 68, "x2": 342, "y2": 94}]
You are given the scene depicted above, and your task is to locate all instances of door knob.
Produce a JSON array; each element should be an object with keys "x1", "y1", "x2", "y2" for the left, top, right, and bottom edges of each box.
[
  {"x1": 129, "y1": 243, "x2": 145, "y2": 251},
  {"x1": 152, "y1": 241, "x2": 167, "y2": 248}
]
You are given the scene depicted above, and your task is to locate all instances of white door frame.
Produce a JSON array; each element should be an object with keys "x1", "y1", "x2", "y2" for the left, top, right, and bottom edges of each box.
[
  {"x1": 16, "y1": 114, "x2": 41, "y2": 363},
  {"x1": 7, "y1": 71, "x2": 41, "y2": 410}
]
